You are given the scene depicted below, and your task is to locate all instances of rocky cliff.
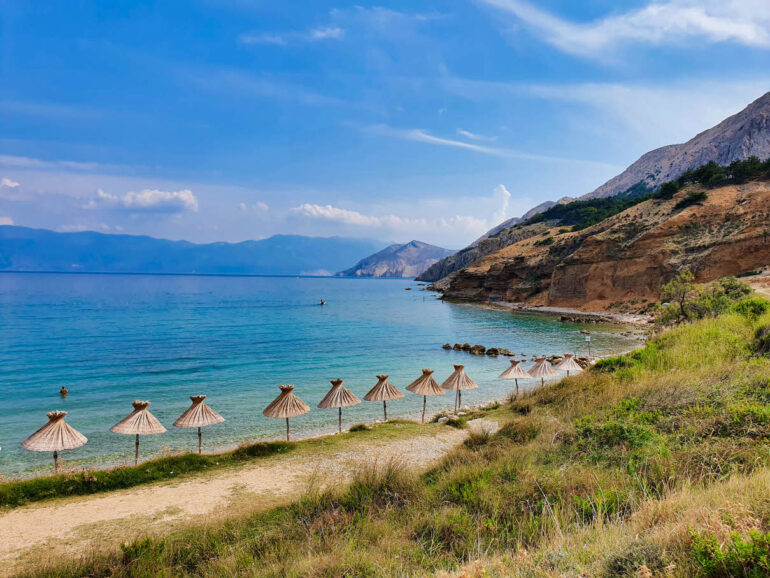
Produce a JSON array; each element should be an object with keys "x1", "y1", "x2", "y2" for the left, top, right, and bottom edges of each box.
[
  {"x1": 441, "y1": 180, "x2": 770, "y2": 312},
  {"x1": 336, "y1": 240, "x2": 454, "y2": 278}
]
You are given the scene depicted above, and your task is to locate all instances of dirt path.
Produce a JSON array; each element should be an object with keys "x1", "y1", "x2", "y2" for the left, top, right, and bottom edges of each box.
[{"x1": 0, "y1": 419, "x2": 497, "y2": 575}]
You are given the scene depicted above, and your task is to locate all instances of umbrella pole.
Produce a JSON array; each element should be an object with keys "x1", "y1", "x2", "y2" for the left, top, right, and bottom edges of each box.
[
  {"x1": 53, "y1": 450, "x2": 58, "y2": 473},
  {"x1": 541, "y1": 377, "x2": 544, "y2": 388},
  {"x1": 459, "y1": 390, "x2": 462, "y2": 411},
  {"x1": 383, "y1": 400, "x2": 387, "y2": 421},
  {"x1": 422, "y1": 396, "x2": 426, "y2": 424},
  {"x1": 135, "y1": 433, "x2": 140, "y2": 466},
  {"x1": 286, "y1": 417, "x2": 290, "y2": 442},
  {"x1": 198, "y1": 426, "x2": 202, "y2": 455},
  {"x1": 515, "y1": 378, "x2": 519, "y2": 399},
  {"x1": 338, "y1": 407, "x2": 342, "y2": 434}
]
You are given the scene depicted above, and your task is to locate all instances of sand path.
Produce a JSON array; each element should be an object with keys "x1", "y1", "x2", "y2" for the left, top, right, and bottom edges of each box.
[{"x1": 0, "y1": 419, "x2": 497, "y2": 574}]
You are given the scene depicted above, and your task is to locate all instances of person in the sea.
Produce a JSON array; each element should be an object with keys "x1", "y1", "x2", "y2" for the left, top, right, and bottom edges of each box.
[
  {"x1": 320, "y1": 299, "x2": 326, "y2": 306},
  {"x1": 59, "y1": 386, "x2": 68, "y2": 396}
]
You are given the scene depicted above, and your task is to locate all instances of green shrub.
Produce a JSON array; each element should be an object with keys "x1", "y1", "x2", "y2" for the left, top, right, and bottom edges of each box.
[
  {"x1": 594, "y1": 355, "x2": 635, "y2": 372},
  {"x1": 534, "y1": 236, "x2": 554, "y2": 246},
  {"x1": 497, "y1": 420, "x2": 541, "y2": 443},
  {"x1": 674, "y1": 190, "x2": 708, "y2": 210},
  {"x1": 733, "y1": 298, "x2": 770, "y2": 320},
  {"x1": 349, "y1": 423, "x2": 370, "y2": 432},
  {"x1": 691, "y1": 530, "x2": 770, "y2": 577}
]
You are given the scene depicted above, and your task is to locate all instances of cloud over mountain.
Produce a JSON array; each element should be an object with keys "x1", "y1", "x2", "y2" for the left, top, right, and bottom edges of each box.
[{"x1": 86, "y1": 188, "x2": 199, "y2": 213}]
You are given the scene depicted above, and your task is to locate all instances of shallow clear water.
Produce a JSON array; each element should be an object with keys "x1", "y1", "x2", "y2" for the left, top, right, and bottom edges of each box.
[{"x1": 0, "y1": 272, "x2": 639, "y2": 476}]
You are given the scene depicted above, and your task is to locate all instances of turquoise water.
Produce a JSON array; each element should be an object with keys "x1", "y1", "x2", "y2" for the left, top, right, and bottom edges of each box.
[{"x1": 0, "y1": 272, "x2": 640, "y2": 476}]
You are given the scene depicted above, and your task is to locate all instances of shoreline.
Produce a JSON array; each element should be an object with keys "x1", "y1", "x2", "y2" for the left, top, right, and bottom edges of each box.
[{"x1": 444, "y1": 296, "x2": 653, "y2": 327}]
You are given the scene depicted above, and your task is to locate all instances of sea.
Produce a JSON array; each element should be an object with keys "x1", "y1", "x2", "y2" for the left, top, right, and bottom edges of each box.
[{"x1": 0, "y1": 272, "x2": 641, "y2": 477}]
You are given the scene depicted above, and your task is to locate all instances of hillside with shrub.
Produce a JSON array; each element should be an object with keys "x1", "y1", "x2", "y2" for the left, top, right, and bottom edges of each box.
[{"x1": 438, "y1": 163, "x2": 770, "y2": 312}]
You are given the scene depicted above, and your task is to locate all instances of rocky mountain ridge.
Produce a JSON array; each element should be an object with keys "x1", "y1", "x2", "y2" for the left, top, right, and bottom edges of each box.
[
  {"x1": 336, "y1": 240, "x2": 454, "y2": 278},
  {"x1": 584, "y1": 91, "x2": 770, "y2": 200}
]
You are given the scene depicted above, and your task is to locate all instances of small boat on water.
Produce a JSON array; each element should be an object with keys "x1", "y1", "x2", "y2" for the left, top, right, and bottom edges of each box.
[{"x1": 320, "y1": 299, "x2": 326, "y2": 306}]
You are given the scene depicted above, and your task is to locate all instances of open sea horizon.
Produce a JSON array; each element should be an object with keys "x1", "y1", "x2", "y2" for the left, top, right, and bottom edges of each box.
[{"x1": 0, "y1": 272, "x2": 640, "y2": 477}]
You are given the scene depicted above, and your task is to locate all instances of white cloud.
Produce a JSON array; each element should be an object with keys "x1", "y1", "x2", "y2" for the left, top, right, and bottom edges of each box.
[
  {"x1": 481, "y1": 0, "x2": 770, "y2": 58},
  {"x1": 240, "y1": 25, "x2": 344, "y2": 46},
  {"x1": 1, "y1": 177, "x2": 20, "y2": 188},
  {"x1": 290, "y1": 184, "x2": 521, "y2": 240},
  {"x1": 0, "y1": 154, "x2": 115, "y2": 172},
  {"x1": 239, "y1": 201, "x2": 269, "y2": 212},
  {"x1": 441, "y1": 74, "x2": 770, "y2": 148},
  {"x1": 310, "y1": 26, "x2": 344, "y2": 40},
  {"x1": 492, "y1": 184, "x2": 511, "y2": 223},
  {"x1": 87, "y1": 188, "x2": 199, "y2": 213},
  {"x1": 457, "y1": 128, "x2": 496, "y2": 142},
  {"x1": 0, "y1": 216, "x2": 14, "y2": 225},
  {"x1": 367, "y1": 124, "x2": 617, "y2": 167}
]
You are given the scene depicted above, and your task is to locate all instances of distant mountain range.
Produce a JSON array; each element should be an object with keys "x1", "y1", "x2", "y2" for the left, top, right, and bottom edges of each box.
[
  {"x1": 0, "y1": 226, "x2": 388, "y2": 276},
  {"x1": 418, "y1": 91, "x2": 770, "y2": 284},
  {"x1": 336, "y1": 240, "x2": 454, "y2": 278}
]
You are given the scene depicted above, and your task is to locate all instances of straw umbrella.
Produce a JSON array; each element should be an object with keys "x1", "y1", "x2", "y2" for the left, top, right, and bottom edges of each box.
[
  {"x1": 110, "y1": 400, "x2": 167, "y2": 465},
  {"x1": 318, "y1": 379, "x2": 361, "y2": 433},
  {"x1": 406, "y1": 369, "x2": 445, "y2": 424},
  {"x1": 528, "y1": 358, "x2": 559, "y2": 387},
  {"x1": 21, "y1": 411, "x2": 87, "y2": 473},
  {"x1": 498, "y1": 359, "x2": 531, "y2": 398},
  {"x1": 554, "y1": 353, "x2": 583, "y2": 377},
  {"x1": 363, "y1": 374, "x2": 404, "y2": 421},
  {"x1": 441, "y1": 365, "x2": 478, "y2": 413},
  {"x1": 263, "y1": 385, "x2": 310, "y2": 441},
  {"x1": 173, "y1": 395, "x2": 225, "y2": 454}
]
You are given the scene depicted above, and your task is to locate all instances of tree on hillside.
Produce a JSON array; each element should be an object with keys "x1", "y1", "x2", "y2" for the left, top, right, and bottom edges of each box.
[{"x1": 661, "y1": 270, "x2": 695, "y2": 320}]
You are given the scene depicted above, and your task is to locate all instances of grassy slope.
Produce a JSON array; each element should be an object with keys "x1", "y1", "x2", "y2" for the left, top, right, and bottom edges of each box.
[{"x1": 29, "y1": 312, "x2": 770, "y2": 577}]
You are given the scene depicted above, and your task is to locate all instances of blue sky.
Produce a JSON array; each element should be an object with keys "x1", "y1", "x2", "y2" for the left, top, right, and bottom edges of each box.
[{"x1": 1, "y1": 0, "x2": 769, "y2": 247}]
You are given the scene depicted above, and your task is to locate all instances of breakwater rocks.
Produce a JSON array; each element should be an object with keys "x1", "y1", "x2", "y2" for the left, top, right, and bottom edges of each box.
[
  {"x1": 442, "y1": 343, "x2": 516, "y2": 357},
  {"x1": 441, "y1": 343, "x2": 593, "y2": 367}
]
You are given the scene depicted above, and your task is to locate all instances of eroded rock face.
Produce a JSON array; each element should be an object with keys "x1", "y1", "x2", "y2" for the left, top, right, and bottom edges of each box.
[{"x1": 442, "y1": 181, "x2": 770, "y2": 312}]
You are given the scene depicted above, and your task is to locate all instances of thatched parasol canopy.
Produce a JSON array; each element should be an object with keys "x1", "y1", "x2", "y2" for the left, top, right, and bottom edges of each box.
[
  {"x1": 22, "y1": 411, "x2": 87, "y2": 472},
  {"x1": 528, "y1": 358, "x2": 559, "y2": 386},
  {"x1": 441, "y1": 365, "x2": 478, "y2": 413},
  {"x1": 263, "y1": 385, "x2": 310, "y2": 441},
  {"x1": 363, "y1": 375, "x2": 404, "y2": 421},
  {"x1": 498, "y1": 359, "x2": 531, "y2": 398},
  {"x1": 110, "y1": 400, "x2": 166, "y2": 465},
  {"x1": 498, "y1": 359, "x2": 530, "y2": 380},
  {"x1": 111, "y1": 400, "x2": 167, "y2": 435},
  {"x1": 406, "y1": 369, "x2": 445, "y2": 423},
  {"x1": 173, "y1": 395, "x2": 225, "y2": 454},
  {"x1": 174, "y1": 395, "x2": 225, "y2": 428},
  {"x1": 441, "y1": 365, "x2": 478, "y2": 391},
  {"x1": 554, "y1": 354, "x2": 583, "y2": 375},
  {"x1": 318, "y1": 379, "x2": 361, "y2": 433},
  {"x1": 406, "y1": 369, "x2": 444, "y2": 397},
  {"x1": 318, "y1": 379, "x2": 361, "y2": 409}
]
